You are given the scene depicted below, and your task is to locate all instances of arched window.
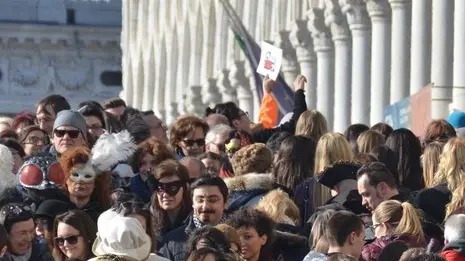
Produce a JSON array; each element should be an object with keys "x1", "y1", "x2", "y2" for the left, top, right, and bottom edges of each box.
[{"x1": 100, "y1": 71, "x2": 122, "y2": 86}]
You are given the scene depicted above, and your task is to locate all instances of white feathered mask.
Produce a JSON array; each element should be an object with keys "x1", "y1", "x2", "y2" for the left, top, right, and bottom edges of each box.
[{"x1": 69, "y1": 130, "x2": 137, "y2": 182}]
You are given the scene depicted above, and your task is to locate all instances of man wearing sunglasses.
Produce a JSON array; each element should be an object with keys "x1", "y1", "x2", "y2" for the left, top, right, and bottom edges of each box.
[{"x1": 50, "y1": 110, "x2": 88, "y2": 158}]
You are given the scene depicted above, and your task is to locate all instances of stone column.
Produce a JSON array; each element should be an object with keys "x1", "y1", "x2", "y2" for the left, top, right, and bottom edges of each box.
[
  {"x1": 185, "y1": 85, "x2": 204, "y2": 117},
  {"x1": 431, "y1": 0, "x2": 454, "y2": 119},
  {"x1": 276, "y1": 30, "x2": 300, "y2": 86},
  {"x1": 324, "y1": 0, "x2": 351, "y2": 133},
  {"x1": 453, "y1": 0, "x2": 465, "y2": 111},
  {"x1": 309, "y1": 8, "x2": 335, "y2": 129},
  {"x1": 217, "y1": 68, "x2": 239, "y2": 105},
  {"x1": 230, "y1": 61, "x2": 253, "y2": 115},
  {"x1": 410, "y1": 0, "x2": 431, "y2": 94},
  {"x1": 202, "y1": 78, "x2": 222, "y2": 109},
  {"x1": 389, "y1": 0, "x2": 411, "y2": 103},
  {"x1": 367, "y1": 0, "x2": 391, "y2": 124},
  {"x1": 290, "y1": 19, "x2": 318, "y2": 110},
  {"x1": 340, "y1": 0, "x2": 371, "y2": 125}
]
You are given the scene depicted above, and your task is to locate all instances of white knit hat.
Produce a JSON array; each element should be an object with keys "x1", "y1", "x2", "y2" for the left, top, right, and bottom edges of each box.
[{"x1": 93, "y1": 214, "x2": 151, "y2": 261}]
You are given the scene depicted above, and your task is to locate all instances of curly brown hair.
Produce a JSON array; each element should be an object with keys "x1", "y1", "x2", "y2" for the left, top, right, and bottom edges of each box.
[
  {"x1": 231, "y1": 143, "x2": 273, "y2": 176},
  {"x1": 60, "y1": 147, "x2": 111, "y2": 210},
  {"x1": 170, "y1": 116, "x2": 209, "y2": 149},
  {"x1": 131, "y1": 137, "x2": 176, "y2": 172}
]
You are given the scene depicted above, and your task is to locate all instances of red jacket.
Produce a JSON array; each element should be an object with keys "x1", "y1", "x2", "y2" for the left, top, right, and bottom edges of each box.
[
  {"x1": 442, "y1": 250, "x2": 465, "y2": 261},
  {"x1": 441, "y1": 240, "x2": 465, "y2": 261}
]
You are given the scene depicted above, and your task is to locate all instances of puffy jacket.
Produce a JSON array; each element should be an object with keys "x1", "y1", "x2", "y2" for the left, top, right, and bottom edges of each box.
[
  {"x1": 361, "y1": 234, "x2": 424, "y2": 261},
  {"x1": 442, "y1": 240, "x2": 465, "y2": 261},
  {"x1": 224, "y1": 173, "x2": 277, "y2": 213}
]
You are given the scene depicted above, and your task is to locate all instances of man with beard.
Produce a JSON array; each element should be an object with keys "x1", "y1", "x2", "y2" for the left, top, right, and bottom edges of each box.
[
  {"x1": 159, "y1": 176, "x2": 229, "y2": 261},
  {"x1": 356, "y1": 162, "x2": 407, "y2": 212},
  {"x1": 0, "y1": 203, "x2": 53, "y2": 261}
]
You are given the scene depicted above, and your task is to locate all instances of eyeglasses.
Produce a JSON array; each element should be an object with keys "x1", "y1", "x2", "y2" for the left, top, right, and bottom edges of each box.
[
  {"x1": 371, "y1": 223, "x2": 381, "y2": 230},
  {"x1": 88, "y1": 124, "x2": 103, "y2": 131},
  {"x1": 54, "y1": 235, "x2": 81, "y2": 246},
  {"x1": 36, "y1": 117, "x2": 54, "y2": 125},
  {"x1": 182, "y1": 139, "x2": 205, "y2": 147},
  {"x1": 155, "y1": 180, "x2": 185, "y2": 196},
  {"x1": 54, "y1": 129, "x2": 80, "y2": 139},
  {"x1": 23, "y1": 136, "x2": 47, "y2": 145}
]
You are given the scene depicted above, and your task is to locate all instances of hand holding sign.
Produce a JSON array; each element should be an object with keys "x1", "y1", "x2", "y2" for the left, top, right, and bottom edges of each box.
[{"x1": 256, "y1": 41, "x2": 283, "y2": 81}]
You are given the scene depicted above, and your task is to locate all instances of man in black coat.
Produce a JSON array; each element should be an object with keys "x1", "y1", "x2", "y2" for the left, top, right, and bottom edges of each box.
[{"x1": 159, "y1": 176, "x2": 229, "y2": 261}]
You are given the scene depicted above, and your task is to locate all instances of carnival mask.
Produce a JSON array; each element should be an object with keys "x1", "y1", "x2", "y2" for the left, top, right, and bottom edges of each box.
[
  {"x1": 18, "y1": 153, "x2": 65, "y2": 190},
  {"x1": 70, "y1": 163, "x2": 97, "y2": 183}
]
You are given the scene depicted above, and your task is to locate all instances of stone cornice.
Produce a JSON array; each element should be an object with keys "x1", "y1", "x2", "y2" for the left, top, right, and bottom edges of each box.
[{"x1": 0, "y1": 23, "x2": 120, "y2": 48}]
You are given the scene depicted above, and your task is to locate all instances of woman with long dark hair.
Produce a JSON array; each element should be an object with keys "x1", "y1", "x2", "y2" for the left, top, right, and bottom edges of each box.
[
  {"x1": 51, "y1": 210, "x2": 97, "y2": 261},
  {"x1": 385, "y1": 128, "x2": 424, "y2": 191},
  {"x1": 151, "y1": 159, "x2": 192, "y2": 238},
  {"x1": 272, "y1": 135, "x2": 316, "y2": 223}
]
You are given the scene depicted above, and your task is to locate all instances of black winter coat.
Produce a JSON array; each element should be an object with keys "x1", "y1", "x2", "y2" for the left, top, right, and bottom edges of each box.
[{"x1": 159, "y1": 216, "x2": 196, "y2": 261}]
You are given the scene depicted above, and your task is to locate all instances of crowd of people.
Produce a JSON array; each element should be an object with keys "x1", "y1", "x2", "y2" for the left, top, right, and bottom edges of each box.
[{"x1": 1, "y1": 74, "x2": 465, "y2": 261}]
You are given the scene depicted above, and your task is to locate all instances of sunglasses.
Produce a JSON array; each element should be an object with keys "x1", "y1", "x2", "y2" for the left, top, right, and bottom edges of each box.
[
  {"x1": 54, "y1": 129, "x2": 80, "y2": 139},
  {"x1": 54, "y1": 235, "x2": 80, "y2": 246},
  {"x1": 155, "y1": 180, "x2": 185, "y2": 196},
  {"x1": 182, "y1": 139, "x2": 205, "y2": 147}
]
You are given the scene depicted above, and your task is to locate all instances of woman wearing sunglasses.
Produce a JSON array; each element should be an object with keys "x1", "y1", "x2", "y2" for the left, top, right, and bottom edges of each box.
[
  {"x1": 151, "y1": 159, "x2": 192, "y2": 239},
  {"x1": 51, "y1": 210, "x2": 97, "y2": 261},
  {"x1": 170, "y1": 116, "x2": 209, "y2": 158}
]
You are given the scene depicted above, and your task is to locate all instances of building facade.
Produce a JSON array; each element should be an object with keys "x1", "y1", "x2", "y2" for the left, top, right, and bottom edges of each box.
[
  {"x1": 121, "y1": 0, "x2": 463, "y2": 132},
  {"x1": 0, "y1": 0, "x2": 122, "y2": 114}
]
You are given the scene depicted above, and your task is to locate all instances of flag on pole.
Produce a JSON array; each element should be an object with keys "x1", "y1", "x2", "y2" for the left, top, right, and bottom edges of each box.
[{"x1": 219, "y1": 0, "x2": 295, "y2": 121}]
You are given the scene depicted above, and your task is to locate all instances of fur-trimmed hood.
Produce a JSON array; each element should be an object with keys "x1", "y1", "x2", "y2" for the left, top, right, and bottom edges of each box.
[{"x1": 224, "y1": 173, "x2": 275, "y2": 192}]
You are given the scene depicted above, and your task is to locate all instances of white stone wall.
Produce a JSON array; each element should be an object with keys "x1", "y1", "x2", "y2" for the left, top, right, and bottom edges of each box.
[
  {"x1": 0, "y1": 24, "x2": 122, "y2": 113},
  {"x1": 121, "y1": 0, "x2": 460, "y2": 131}
]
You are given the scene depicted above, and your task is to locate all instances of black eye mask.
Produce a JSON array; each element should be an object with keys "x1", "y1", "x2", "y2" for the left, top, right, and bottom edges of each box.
[{"x1": 154, "y1": 180, "x2": 185, "y2": 196}]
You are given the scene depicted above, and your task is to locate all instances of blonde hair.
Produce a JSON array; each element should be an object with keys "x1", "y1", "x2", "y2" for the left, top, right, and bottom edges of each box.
[
  {"x1": 356, "y1": 130, "x2": 385, "y2": 154},
  {"x1": 446, "y1": 182, "x2": 465, "y2": 219},
  {"x1": 310, "y1": 209, "x2": 336, "y2": 252},
  {"x1": 422, "y1": 141, "x2": 444, "y2": 188},
  {"x1": 313, "y1": 133, "x2": 353, "y2": 208},
  {"x1": 295, "y1": 110, "x2": 328, "y2": 142},
  {"x1": 256, "y1": 189, "x2": 301, "y2": 226},
  {"x1": 373, "y1": 200, "x2": 425, "y2": 243},
  {"x1": 433, "y1": 138, "x2": 465, "y2": 192}
]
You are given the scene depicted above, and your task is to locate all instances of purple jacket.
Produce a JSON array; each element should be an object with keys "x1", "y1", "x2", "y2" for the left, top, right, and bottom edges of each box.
[{"x1": 361, "y1": 234, "x2": 424, "y2": 261}]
